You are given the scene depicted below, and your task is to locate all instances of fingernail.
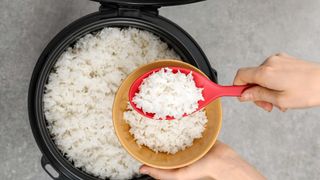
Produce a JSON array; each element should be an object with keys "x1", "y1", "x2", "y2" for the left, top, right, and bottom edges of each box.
[
  {"x1": 281, "y1": 108, "x2": 287, "y2": 112},
  {"x1": 140, "y1": 168, "x2": 148, "y2": 174},
  {"x1": 262, "y1": 106, "x2": 271, "y2": 112}
]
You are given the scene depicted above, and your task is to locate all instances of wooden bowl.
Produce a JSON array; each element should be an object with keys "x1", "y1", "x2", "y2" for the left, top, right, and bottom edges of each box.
[{"x1": 112, "y1": 59, "x2": 222, "y2": 169}]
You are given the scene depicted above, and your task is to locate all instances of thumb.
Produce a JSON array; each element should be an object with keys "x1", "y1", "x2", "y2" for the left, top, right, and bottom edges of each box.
[
  {"x1": 140, "y1": 165, "x2": 177, "y2": 180},
  {"x1": 239, "y1": 86, "x2": 279, "y2": 105}
]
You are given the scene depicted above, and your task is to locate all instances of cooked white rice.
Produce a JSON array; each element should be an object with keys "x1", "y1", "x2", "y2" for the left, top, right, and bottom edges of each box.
[
  {"x1": 43, "y1": 27, "x2": 180, "y2": 179},
  {"x1": 124, "y1": 105, "x2": 208, "y2": 154},
  {"x1": 132, "y1": 67, "x2": 204, "y2": 119}
]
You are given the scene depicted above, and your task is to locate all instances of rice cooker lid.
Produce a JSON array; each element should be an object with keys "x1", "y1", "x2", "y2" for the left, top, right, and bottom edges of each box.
[{"x1": 91, "y1": 0, "x2": 205, "y2": 6}]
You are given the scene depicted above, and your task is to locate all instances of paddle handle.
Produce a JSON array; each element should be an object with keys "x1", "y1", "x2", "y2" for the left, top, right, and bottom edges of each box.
[{"x1": 219, "y1": 84, "x2": 253, "y2": 97}]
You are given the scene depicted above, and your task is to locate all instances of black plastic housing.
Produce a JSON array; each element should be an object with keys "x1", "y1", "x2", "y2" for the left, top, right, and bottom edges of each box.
[
  {"x1": 28, "y1": 3, "x2": 217, "y2": 180},
  {"x1": 91, "y1": 0, "x2": 204, "y2": 6}
]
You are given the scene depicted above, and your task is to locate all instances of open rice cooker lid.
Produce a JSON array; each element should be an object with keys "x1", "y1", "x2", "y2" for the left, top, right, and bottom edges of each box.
[{"x1": 91, "y1": 0, "x2": 205, "y2": 6}]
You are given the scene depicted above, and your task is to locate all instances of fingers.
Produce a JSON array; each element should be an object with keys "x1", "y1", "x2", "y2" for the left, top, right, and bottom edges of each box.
[
  {"x1": 254, "y1": 101, "x2": 273, "y2": 112},
  {"x1": 239, "y1": 86, "x2": 279, "y2": 105},
  {"x1": 275, "y1": 52, "x2": 292, "y2": 58},
  {"x1": 234, "y1": 53, "x2": 292, "y2": 86},
  {"x1": 240, "y1": 86, "x2": 288, "y2": 112},
  {"x1": 233, "y1": 67, "x2": 259, "y2": 85},
  {"x1": 262, "y1": 53, "x2": 291, "y2": 65},
  {"x1": 234, "y1": 53, "x2": 293, "y2": 112},
  {"x1": 140, "y1": 165, "x2": 177, "y2": 180},
  {"x1": 274, "y1": 105, "x2": 288, "y2": 112}
]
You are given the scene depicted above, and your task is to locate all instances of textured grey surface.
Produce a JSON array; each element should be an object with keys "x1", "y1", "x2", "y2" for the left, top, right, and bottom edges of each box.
[{"x1": 0, "y1": 0, "x2": 319, "y2": 180}]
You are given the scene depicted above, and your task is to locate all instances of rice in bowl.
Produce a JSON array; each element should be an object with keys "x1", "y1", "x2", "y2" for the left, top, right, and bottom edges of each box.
[
  {"x1": 132, "y1": 67, "x2": 204, "y2": 119},
  {"x1": 124, "y1": 104, "x2": 208, "y2": 154}
]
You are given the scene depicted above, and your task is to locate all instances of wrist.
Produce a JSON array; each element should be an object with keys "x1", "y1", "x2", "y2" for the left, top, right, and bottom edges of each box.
[
  {"x1": 308, "y1": 65, "x2": 320, "y2": 107},
  {"x1": 207, "y1": 154, "x2": 266, "y2": 180}
]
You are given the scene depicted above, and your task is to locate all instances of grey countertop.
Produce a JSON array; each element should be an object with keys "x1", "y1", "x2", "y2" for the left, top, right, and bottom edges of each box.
[{"x1": 0, "y1": 0, "x2": 319, "y2": 179}]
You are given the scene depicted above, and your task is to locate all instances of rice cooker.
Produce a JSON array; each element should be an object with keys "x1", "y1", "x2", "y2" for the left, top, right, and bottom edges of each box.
[{"x1": 28, "y1": 0, "x2": 219, "y2": 179}]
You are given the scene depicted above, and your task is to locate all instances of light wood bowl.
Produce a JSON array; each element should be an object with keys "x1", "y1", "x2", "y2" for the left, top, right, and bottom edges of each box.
[{"x1": 112, "y1": 59, "x2": 222, "y2": 169}]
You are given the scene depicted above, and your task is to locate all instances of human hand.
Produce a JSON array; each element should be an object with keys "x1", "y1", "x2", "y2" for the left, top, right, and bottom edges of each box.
[
  {"x1": 234, "y1": 53, "x2": 320, "y2": 111},
  {"x1": 139, "y1": 141, "x2": 265, "y2": 180}
]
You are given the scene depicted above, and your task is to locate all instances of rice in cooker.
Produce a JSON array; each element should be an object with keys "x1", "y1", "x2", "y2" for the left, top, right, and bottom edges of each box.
[{"x1": 43, "y1": 27, "x2": 180, "y2": 179}]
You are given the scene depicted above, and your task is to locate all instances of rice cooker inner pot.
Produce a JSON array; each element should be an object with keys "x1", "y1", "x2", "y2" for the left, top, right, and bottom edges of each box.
[{"x1": 28, "y1": 1, "x2": 217, "y2": 180}]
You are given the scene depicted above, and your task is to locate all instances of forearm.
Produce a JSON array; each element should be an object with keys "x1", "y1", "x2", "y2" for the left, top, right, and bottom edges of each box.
[{"x1": 230, "y1": 159, "x2": 266, "y2": 180}]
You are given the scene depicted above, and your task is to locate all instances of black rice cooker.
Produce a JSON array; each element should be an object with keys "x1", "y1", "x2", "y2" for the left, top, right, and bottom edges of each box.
[{"x1": 28, "y1": 0, "x2": 218, "y2": 179}]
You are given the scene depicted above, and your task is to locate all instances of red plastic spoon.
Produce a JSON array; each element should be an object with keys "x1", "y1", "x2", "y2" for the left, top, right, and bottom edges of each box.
[{"x1": 129, "y1": 67, "x2": 252, "y2": 120}]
